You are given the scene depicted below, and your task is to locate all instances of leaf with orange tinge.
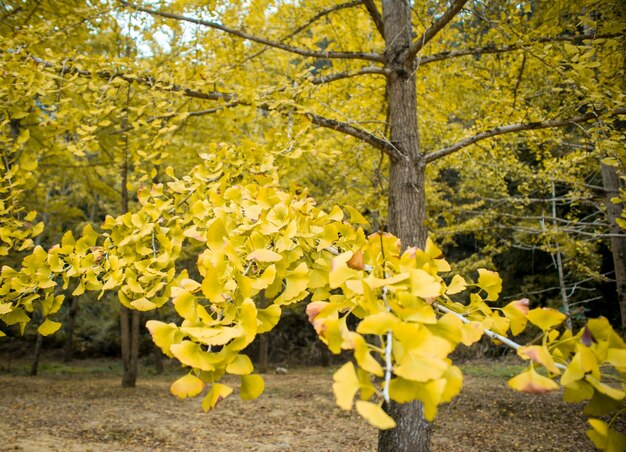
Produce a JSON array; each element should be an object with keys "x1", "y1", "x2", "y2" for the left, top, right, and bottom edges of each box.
[
  {"x1": 347, "y1": 249, "x2": 364, "y2": 270},
  {"x1": 201, "y1": 383, "x2": 233, "y2": 411},
  {"x1": 517, "y1": 345, "x2": 560, "y2": 374},
  {"x1": 508, "y1": 368, "x2": 559, "y2": 393},
  {"x1": 170, "y1": 373, "x2": 205, "y2": 399}
]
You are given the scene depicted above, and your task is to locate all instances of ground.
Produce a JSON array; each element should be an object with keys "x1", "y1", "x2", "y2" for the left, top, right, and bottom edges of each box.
[{"x1": 0, "y1": 358, "x2": 593, "y2": 451}]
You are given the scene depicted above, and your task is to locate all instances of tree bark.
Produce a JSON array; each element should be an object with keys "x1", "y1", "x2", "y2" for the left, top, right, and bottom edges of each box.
[
  {"x1": 257, "y1": 291, "x2": 269, "y2": 373},
  {"x1": 378, "y1": 1, "x2": 431, "y2": 451},
  {"x1": 30, "y1": 333, "x2": 43, "y2": 376},
  {"x1": 119, "y1": 81, "x2": 140, "y2": 388},
  {"x1": 63, "y1": 295, "x2": 78, "y2": 362},
  {"x1": 600, "y1": 162, "x2": 626, "y2": 333}
]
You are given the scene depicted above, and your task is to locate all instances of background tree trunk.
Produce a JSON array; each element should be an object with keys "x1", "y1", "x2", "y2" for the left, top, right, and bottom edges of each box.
[
  {"x1": 30, "y1": 333, "x2": 43, "y2": 376},
  {"x1": 379, "y1": 1, "x2": 431, "y2": 450},
  {"x1": 63, "y1": 295, "x2": 78, "y2": 362},
  {"x1": 601, "y1": 162, "x2": 626, "y2": 333}
]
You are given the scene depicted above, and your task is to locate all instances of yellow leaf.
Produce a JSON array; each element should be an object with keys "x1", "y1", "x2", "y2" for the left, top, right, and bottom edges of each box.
[
  {"x1": 332, "y1": 362, "x2": 360, "y2": 410},
  {"x1": 349, "y1": 332, "x2": 383, "y2": 376},
  {"x1": 246, "y1": 249, "x2": 283, "y2": 262},
  {"x1": 37, "y1": 318, "x2": 62, "y2": 336},
  {"x1": 355, "y1": 401, "x2": 396, "y2": 430},
  {"x1": 508, "y1": 368, "x2": 559, "y2": 393},
  {"x1": 527, "y1": 307, "x2": 566, "y2": 331},
  {"x1": 344, "y1": 206, "x2": 369, "y2": 225},
  {"x1": 240, "y1": 374, "x2": 264, "y2": 400},
  {"x1": 201, "y1": 383, "x2": 233, "y2": 411},
  {"x1": 410, "y1": 269, "x2": 442, "y2": 299},
  {"x1": 170, "y1": 373, "x2": 205, "y2": 399},
  {"x1": 257, "y1": 304, "x2": 281, "y2": 334},
  {"x1": 502, "y1": 299, "x2": 529, "y2": 336},
  {"x1": 517, "y1": 345, "x2": 560, "y2": 374},
  {"x1": 446, "y1": 275, "x2": 466, "y2": 295},
  {"x1": 356, "y1": 312, "x2": 400, "y2": 336},
  {"x1": 460, "y1": 321, "x2": 484, "y2": 346},
  {"x1": 477, "y1": 269, "x2": 502, "y2": 301},
  {"x1": 146, "y1": 321, "x2": 183, "y2": 358},
  {"x1": 130, "y1": 297, "x2": 157, "y2": 311},
  {"x1": 226, "y1": 354, "x2": 254, "y2": 375}
]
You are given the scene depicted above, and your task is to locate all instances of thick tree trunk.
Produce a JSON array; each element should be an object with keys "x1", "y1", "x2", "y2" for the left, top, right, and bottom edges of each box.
[
  {"x1": 600, "y1": 163, "x2": 626, "y2": 333},
  {"x1": 63, "y1": 295, "x2": 78, "y2": 362},
  {"x1": 379, "y1": 1, "x2": 431, "y2": 451}
]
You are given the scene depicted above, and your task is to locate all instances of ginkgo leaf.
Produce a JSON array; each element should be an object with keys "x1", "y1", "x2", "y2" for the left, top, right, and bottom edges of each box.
[
  {"x1": 257, "y1": 304, "x2": 281, "y2": 334},
  {"x1": 355, "y1": 401, "x2": 396, "y2": 430},
  {"x1": 202, "y1": 383, "x2": 233, "y2": 412},
  {"x1": 502, "y1": 299, "x2": 529, "y2": 336},
  {"x1": 460, "y1": 321, "x2": 484, "y2": 346},
  {"x1": 508, "y1": 368, "x2": 559, "y2": 393},
  {"x1": 446, "y1": 275, "x2": 466, "y2": 295},
  {"x1": 527, "y1": 307, "x2": 566, "y2": 331},
  {"x1": 240, "y1": 374, "x2": 264, "y2": 400},
  {"x1": 37, "y1": 318, "x2": 62, "y2": 336},
  {"x1": 332, "y1": 362, "x2": 360, "y2": 410},
  {"x1": 170, "y1": 373, "x2": 205, "y2": 399},
  {"x1": 476, "y1": 269, "x2": 502, "y2": 301},
  {"x1": 409, "y1": 269, "x2": 442, "y2": 299},
  {"x1": 517, "y1": 345, "x2": 560, "y2": 374},
  {"x1": 226, "y1": 354, "x2": 254, "y2": 375},
  {"x1": 246, "y1": 249, "x2": 283, "y2": 262}
]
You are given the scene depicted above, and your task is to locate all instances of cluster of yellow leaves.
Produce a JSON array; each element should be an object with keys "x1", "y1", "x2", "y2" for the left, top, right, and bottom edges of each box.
[{"x1": 0, "y1": 146, "x2": 624, "y2": 448}]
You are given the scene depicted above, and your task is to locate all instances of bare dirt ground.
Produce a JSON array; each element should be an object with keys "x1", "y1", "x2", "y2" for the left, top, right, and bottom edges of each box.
[{"x1": 0, "y1": 358, "x2": 593, "y2": 451}]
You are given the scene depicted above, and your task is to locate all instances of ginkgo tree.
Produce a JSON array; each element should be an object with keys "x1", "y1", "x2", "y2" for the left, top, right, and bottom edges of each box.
[
  {"x1": 1, "y1": 146, "x2": 625, "y2": 451},
  {"x1": 2, "y1": 0, "x2": 626, "y2": 451}
]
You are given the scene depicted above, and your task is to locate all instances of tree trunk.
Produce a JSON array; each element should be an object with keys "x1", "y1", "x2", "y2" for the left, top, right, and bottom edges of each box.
[
  {"x1": 63, "y1": 295, "x2": 78, "y2": 362},
  {"x1": 119, "y1": 82, "x2": 140, "y2": 388},
  {"x1": 30, "y1": 333, "x2": 43, "y2": 376},
  {"x1": 257, "y1": 291, "x2": 269, "y2": 373},
  {"x1": 600, "y1": 162, "x2": 626, "y2": 333},
  {"x1": 379, "y1": 1, "x2": 431, "y2": 451}
]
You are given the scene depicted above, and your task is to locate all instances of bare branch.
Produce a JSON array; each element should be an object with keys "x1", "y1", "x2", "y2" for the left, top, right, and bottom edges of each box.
[
  {"x1": 404, "y1": 0, "x2": 469, "y2": 62},
  {"x1": 419, "y1": 32, "x2": 624, "y2": 65},
  {"x1": 362, "y1": 0, "x2": 384, "y2": 37},
  {"x1": 243, "y1": 0, "x2": 363, "y2": 64},
  {"x1": 305, "y1": 112, "x2": 401, "y2": 160},
  {"x1": 425, "y1": 108, "x2": 626, "y2": 164},
  {"x1": 121, "y1": 1, "x2": 383, "y2": 63},
  {"x1": 310, "y1": 66, "x2": 388, "y2": 84}
]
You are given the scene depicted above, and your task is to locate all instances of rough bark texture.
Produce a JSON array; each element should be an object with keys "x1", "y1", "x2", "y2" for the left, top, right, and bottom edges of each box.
[
  {"x1": 378, "y1": 1, "x2": 431, "y2": 451},
  {"x1": 601, "y1": 163, "x2": 626, "y2": 333}
]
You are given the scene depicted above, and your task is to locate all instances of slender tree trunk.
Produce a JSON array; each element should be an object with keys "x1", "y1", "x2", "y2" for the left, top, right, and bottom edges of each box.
[
  {"x1": 30, "y1": 333, "x2": 43, "y2": 376},
  {"x1": 257, "y1": 291, "x2": 269, "y2": 373},
  {"x1": 378, "y1": 1, "x2": 431, "y2": 451},
  {"x1": 119, "y1": 81, "x2": 140, "y2": 388},
  {"x1": 601, "y1": 163, "x2": 626, "y2": 333},
  {"x1": 63, "y1": 295, "x2": 78, "y2": 362}
]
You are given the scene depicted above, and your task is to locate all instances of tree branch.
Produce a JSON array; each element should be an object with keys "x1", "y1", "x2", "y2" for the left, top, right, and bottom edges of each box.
[
  {"x1": 362, "y1": 0, "x2": 384, "y2": 37},
  {"x1": 403, "y1": 0, "x2": 469, "y2": 62},
  {"x1": 121, "y1": 1, "x2": 383, "y2": 63},
  {"x1": 27, "y1": 55, "x2": 235, "y2": 102},
  {"x1": 310, "y1": 66, "x2": 389, "y2": 84},
  {"x1": 305, "y1": 112, "x2": 401, "y2": 160},
  {"x1": 425, "y1": 108, "x2": 626, "y2": 164},
  {"x1": 418, "y1": 33, "x2": 624, "y2": 65},
  {"x1": 243, "y1": 0, "x2": 363, "y2": 64}
]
